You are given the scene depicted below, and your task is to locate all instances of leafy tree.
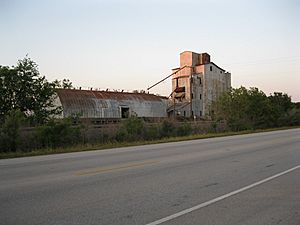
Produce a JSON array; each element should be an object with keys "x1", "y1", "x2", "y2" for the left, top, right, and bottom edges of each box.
[
  {"x1": 53, "y1": 79, "x2": 73, "y2": 89},
  {"x1": 0, "y1": 57, "x2": 62, "y2": 124},
  {"x1": 212, "y1": 87, "x2": 250, "y2": 130},
  {"x1": 212, "y1": 87, "x2": 298, "y2": 130},
  {"x1": 268, "y1": 92, "x2": 292, "y2": 126},
  {"x1": 269, "y1": 92, "x2": 292, "y2": 111},
  {"x1": 213, "y1": 87, "x2": 271, "y2": 130},
  {"x1": 246, "y1": 87, "x2": 272, "y2": 128},
  {"x1": 284, "y1": 107, "x2": 300, "y2": 126}
]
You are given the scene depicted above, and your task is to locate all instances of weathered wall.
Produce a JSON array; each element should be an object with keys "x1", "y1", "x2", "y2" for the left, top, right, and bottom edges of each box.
[
  {"x1": 180, "y1": 51, "x2": 199, "y2": 67},
  {"x1": 56, "y1": 90, "x2": 168, "y2": 119},
  {"x1": 180, "y1": 51, "x2": 210, "y2": 67},
  {"x1": 191, "y1": 74, "x2": 204, "y2": 117},
  {"x1": 171, "y1": 51, "x2": 231, "y2": 118},
  {"x1": 203, "y1": 63, "x2": 231, "y2": 116},
  {"x1": 171, "y1": 73, "x2": 204, "y2": 117}
]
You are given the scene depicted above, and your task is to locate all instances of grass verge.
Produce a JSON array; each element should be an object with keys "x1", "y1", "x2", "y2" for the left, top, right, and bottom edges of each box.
[{"x1": 0, "y1": 126, "x2": 299, "y2": 159}]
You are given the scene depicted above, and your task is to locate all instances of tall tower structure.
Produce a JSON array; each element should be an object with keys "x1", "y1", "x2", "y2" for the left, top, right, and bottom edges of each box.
[{"x1": 170, "y1": 51, "x2": 231, "y2": 118}]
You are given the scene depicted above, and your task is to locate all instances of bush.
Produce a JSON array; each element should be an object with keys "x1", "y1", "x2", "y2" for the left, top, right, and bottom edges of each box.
[
  {"x1": 144, "y1": 126, "x2": 160, "y2": 140},
  {"x1": 0, "y1": 110, "x2": 24, "y2": 152},
  {"x1": 115, "y1": 129, "x2": 128, "y2": 142},
  {"x1": 159, "y1": 120, "x2": 175, "y2": 138},
  {"x1": 209, "y1": 121, "x2": 218, "y2": 133},
  {"x1": 177, "y1": 123, "x2": 192, "y2": 136},
  {"x1": 116, "y1": 117, "x2": 145, "y2": 142},
  {"x1": 98, "y1": 133, "x2": 110, "y2": 144},
  {"x1": 35, "y1": 118, "x2": 83, "y2": 148}
]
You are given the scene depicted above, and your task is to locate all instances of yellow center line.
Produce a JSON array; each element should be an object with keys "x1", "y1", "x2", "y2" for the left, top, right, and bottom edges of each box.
[{"x1": 75, "y1": 160, "x2": 159, "y2": 176}]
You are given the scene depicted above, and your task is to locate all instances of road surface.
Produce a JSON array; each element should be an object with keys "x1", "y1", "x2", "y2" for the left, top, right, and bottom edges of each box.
[{"x1": 1, "y1": 128, "x2": 300, "y2": 225}]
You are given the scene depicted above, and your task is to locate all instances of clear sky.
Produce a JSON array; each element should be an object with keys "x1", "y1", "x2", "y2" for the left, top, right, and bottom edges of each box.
[{"x1": 1, "y1": 0, "x2": 300, "y2": 101}]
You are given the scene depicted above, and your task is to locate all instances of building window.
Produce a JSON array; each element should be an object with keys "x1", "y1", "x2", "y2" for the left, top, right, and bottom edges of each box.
[
  {"x1": 199, "y1": 78, "x2": 202, "y2": 84},
  {"x1": 200, "y1": 111, "x2": 202, "y2": 116},
  {"x1": 220, "y1": 71, "x2": 222, "y2": 74},
  {"x1": 210, "y1": 66, "x2": 212, "y2": 71},
  {"x1": 200, "y1": 94, "x2": 202, "y2": 99},
  {"x1": 184, "y1": 111, "x2": 186, "y2": 117},
  {"x1": 191, "y1": 93, "x2": 194, "y2": 99}
]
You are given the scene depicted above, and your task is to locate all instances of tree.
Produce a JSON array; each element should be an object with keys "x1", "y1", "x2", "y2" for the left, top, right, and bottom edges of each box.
[
  {"x1": 212, "y1": 87, "x2": 249, "y2": 130},
  {"x1": 212, "y1": 87, "x2": 300, "y2": 130},
  {"x1": 212, "y1": 87, "x2": 273, "y2": 130},
  {"x1": 269, "y1": 92, "x2": 292, "y2": 111},
  {"x1": 246, "y1": 87, "x2": 272, "y2": 128},
  {"x1": 0, "y1": 57, "x2": 61, "y2": 124},
  {"x1": 53, "y1": 78, "x2": 73, "y2": 89},
  {"x1": 268, "y1": 92, "x2": 292, "y2": 125}
]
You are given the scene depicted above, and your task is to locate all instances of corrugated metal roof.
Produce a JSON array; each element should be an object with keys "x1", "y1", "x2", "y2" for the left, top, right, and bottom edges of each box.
[
  {"x1": 55, "y1": 89, "x2": 168, "y2": 118},
  {"x1": 56, "y1": 89, "x2": 166, "y2": 102}
]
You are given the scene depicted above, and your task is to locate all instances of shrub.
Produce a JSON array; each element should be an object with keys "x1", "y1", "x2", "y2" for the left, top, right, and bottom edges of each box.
[
  {"x1": 144, "y1": 126, "x2": 160, "y2": 140},
  {"x1": 115, "y1": 129, "x2": 128, "y2": 142},
  {"x1": 35, "y1": 118, "x2": 83, "y2": 148},
  {"x1": 116, "y1": 117, "x2": 145, "y2": 142},
  {"x1": 0, "y1": 110, "x2": 24, "y2": 152},
  {"x1": 159, "y1": 120, "x2": 175, "y2": 138},
  {"x1": 177, "y1": 122, "x2": 192, "y2": 136}
]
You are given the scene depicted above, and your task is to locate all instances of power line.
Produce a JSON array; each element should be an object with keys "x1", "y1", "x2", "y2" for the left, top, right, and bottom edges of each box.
[{"x1": 222, "y1": 55, "x2": 300, "y2": 66}]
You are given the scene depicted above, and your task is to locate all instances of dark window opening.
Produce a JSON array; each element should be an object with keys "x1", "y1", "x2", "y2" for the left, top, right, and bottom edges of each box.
[
  {"x1": 183, "y1": 111, "x2": 186, "y2": 117},
  {"x1": 191, "y1": 93, "x2": 193, "y2": 99},
  {"x1": 176, "y1": 78, "x2": 179, "y2": 87},
  {"x1": 200, "y1": 94, "x2": 202, "y2": 99},
  {"x1": 199, "y1": 78, "x2": 202, "y2": 84},
  {"x1": 121, "y1": 107, "x2": 129, "y2": 118},
  {"x1": 210, "y1": 66, "x2": 212, "y2": 71},
  {"x1": 174, "y1": 86, "x2": 185, "y2": 93},
  {"x1": 200, "y1": 111, "x2": 202, "y2": 116}
]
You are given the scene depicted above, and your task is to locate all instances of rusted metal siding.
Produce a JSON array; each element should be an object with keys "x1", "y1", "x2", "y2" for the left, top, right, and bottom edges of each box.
[{"x1": 56, "y1": 89, "x2": 167, "y2": 118}]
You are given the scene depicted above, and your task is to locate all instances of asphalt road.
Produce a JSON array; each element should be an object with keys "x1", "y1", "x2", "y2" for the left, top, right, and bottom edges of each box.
[{"x1": 1, "y1": 128, "x2": 300, "y2": 225}]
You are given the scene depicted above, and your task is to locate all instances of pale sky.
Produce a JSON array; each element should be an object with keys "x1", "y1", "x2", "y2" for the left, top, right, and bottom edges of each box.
[{"x1": 1, "y1": 0, "x2": 300, "y2": 101}]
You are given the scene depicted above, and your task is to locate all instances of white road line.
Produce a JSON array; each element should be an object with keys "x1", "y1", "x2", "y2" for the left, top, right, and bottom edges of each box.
[{"x1": 146, "y1": 165, "x2": 300, "y2": 225}]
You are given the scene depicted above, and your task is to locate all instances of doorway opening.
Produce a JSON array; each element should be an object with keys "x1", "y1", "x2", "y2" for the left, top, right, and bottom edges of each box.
[{"x1": 121, "y1": 107, "x2": 130, "y2": 118}]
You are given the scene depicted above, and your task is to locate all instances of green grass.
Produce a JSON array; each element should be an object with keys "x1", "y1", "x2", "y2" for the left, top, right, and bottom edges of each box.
[{"x1": 0, "y1": 126, "x2": 299, "y2": 159}]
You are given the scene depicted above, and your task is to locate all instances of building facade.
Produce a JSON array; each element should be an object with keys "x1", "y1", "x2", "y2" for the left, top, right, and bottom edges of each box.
[
  {"x1": 55, "y1": 89, "x2": 168, "y2": 119},
  {"x1": 169, "y1": 51, "x2": 231, "y2": 118},
  {"x1": 54, "y1": 51, "x2": 230, "y2": 120}
]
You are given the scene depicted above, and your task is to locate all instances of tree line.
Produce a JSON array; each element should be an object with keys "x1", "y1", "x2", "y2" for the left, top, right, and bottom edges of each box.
[{"x1": 211, "y1": 87, "x2": 300, "y2": 131}]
